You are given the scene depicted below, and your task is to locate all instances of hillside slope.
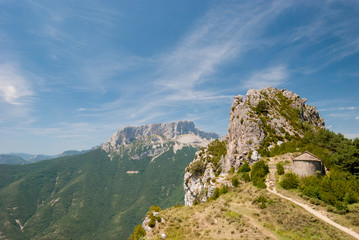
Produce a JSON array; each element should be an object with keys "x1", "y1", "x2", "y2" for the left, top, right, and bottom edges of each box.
[
  {"x1": 142, "y1": 181, "x2": 357, "y2": 240},
  {"x1": 0, "y1": 121, "x2": 217, "y2": 240}
]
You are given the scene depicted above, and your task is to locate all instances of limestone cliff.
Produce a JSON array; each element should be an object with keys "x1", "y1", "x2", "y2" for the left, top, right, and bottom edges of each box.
[
  {"x1": 184, "y1": 87, "x2": 325, "y2": 206},
  {"x1": 102, "y1": 120, "x2": 219, "y2": 160}
]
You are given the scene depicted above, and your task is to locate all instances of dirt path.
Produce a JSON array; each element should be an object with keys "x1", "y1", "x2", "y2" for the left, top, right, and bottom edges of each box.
[{"x1": 266, "y1": 165, "x2": 359, "y2": 240}]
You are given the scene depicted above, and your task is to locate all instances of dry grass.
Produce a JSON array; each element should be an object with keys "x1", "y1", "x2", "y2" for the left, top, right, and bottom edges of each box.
[{"x1": 146, "y1": 181, "x2": 355, "y2": 240}]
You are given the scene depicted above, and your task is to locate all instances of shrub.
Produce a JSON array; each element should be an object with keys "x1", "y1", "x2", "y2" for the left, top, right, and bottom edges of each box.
[
  {"x1": 232, "y1": 177, "x2": 239, "y2": 187},
  {"x1": 212, "y1": 188, "x2": 221, "y2": 200},
  {"x1": 254, "y1": 195, "x2": 268, "y2": 209},
  {"x1": 228, "y1": 167, "x2": 235, "y2": 174},
  {"x1": 241, "y1": 172, "x2": 251, "y2": 182},
  {"x1": 280, "y1": 173, "x2": 299, "y2": 189},
  {"x1": 255, "y1": 100, "x2": 269, "y2": 114},
  {"x1": 189, "y1": 160, "x2": 205, "y2": 176},
  {"x1": 128, "y1": 224, "x2": 146, "y2": 240},
  {"x1": 221, "y1": 185, "x2": 229, "y2": 194},
  {"x1": 149, "y1": 205, "x2": 161, "y2": 212},
  {"x1": 276, "y1": 163, "x2": 285, "y2": 175},
  {"x1": 238, "y1": 161, "x2": 251, "y2": 173},
  {"x1": 251, "y1": 160, "x2": 269, "y2": 188}
]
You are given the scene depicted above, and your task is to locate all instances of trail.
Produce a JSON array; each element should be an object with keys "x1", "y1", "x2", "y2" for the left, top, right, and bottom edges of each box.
[{"x1": 266, "y1": 165, "x2": 359, "y2": 240}]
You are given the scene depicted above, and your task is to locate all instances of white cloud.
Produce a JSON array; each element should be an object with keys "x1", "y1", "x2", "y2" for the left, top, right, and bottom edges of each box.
[
  {"x1": 319, "y1": 106, "x2": 357, "y2": 111},
  {"x1": 242, "y1": 65, "x2": 288, "y2": 89},
  {"x1": 0, "y1": 63, "x2": 33, "y2": 105},
  {"x1": 344, "y1": 133, "x2": 359, "y2": 139},
  {"x1": 355, "y1": 116, "x2": 359, "y2": 120}
]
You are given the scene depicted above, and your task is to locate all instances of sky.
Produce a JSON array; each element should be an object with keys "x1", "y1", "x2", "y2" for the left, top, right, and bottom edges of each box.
[{"x1": 0, "y1": 0, "x2": 358, "y2": 155}]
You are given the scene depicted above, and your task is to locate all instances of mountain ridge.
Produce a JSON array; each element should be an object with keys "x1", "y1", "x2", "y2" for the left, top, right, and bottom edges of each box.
[{"x1": 0, "y1": 120, "x2": 217, "y2": 240}]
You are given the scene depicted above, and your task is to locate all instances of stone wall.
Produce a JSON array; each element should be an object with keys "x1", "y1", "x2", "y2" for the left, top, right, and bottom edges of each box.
[{"x1": 292, "y1": 160, "x2": 323, "y2": 176}]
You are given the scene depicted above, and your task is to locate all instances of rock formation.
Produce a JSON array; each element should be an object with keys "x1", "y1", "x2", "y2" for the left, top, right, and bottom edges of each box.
[
  {"x1": 184, "y1": 87, "x2": 325, "y2": 206},
  {"x1": 102, "y1": 120, "x2": 219, "y2": 160}
]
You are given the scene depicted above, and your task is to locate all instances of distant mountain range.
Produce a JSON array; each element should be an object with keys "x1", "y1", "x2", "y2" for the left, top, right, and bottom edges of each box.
[
  {"x1": 0, "y1": 120, "x2": 218, "y2": 240},
  {"x1": 0, "y1": 148, "x2": 98, "y2": 165}
]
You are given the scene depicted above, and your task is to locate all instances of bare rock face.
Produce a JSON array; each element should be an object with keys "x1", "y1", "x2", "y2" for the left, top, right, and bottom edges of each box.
[
  {"x1": 184, "y1": 87, "x2": 325, "y2": 206},
  {"x1": 102, "y1": 120, "x2": 218, "y2": 153},
  {"x1": 101, "y1": 121, "x2": 219, "y2": 161},
  {"x1": 224, "y1": 87, "x2": 324, "y2": 172}
]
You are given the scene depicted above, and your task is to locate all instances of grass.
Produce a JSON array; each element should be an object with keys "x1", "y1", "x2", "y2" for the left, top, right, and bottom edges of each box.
[{"x1": 142, "y1": 180, "x2": 356, "y2": 240}]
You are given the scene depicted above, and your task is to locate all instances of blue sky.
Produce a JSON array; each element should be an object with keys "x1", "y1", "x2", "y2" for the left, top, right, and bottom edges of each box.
[{"x1": 0, "y1": 0, "x2": 358, "y2": 155}]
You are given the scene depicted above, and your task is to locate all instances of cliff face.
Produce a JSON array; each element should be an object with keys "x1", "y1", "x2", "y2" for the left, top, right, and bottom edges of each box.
[
  {"x1": 102, "y1": 120, "x2": 219, "y2": 161},
  {"x1": 184, "y1": 87, "x2": 325, "y2": 206},
  {"x1": 224, "y1": 87, "x2": 324, "y2": 172}
]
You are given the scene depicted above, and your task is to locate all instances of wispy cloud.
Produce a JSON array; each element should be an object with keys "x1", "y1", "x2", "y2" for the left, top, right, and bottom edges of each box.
[
  {"x1": 155, "y1": 1, "x2": 291, "y2": 97},
  {"x1": 242, "y1": 65, "x2": 288, "y2": 89},
  {"x1": 356, "y1": 116, "x2": 359, "y2": 120},
  {"x1": 320, "y1": 106, "x2": 357, "y2": 111},
  {"x1": 288, "y1": 2, "x2": 359, "y2": 73},
  {"x1": 0, "y1": 63, "x2": 33, "y2": 105}
]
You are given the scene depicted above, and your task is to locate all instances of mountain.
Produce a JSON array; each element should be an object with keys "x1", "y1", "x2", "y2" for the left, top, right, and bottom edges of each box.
[
  {"x1": 0, "y1": 120, "x2": 218, "y2": 240},
  {"x1": 0, "y1": 154, "x2": 29, "y2": 165},
  {"x1": 184, "y1": 87, "x2": 325, "y2": 206},
  {"x1": 131, "y1": 87, "x2": 359, "y2": 240},
  {"x1": 4, "y1": 149, "x2": 96, "y2": 165}
]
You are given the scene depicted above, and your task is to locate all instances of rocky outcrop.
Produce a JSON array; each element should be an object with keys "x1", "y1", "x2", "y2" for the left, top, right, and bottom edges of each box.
[
  {"x1": 224, "y1": 87, "x2": 324, "y2": 172},
  {"x1": 102, "y1": 120, "x2": 218, "y2": 153},
  {"x1": 184, "y1": 87, "x2": 325, "y2": 206},
  {"x1": 101, "y1": 121, "x2": 219, "y2": 162}
]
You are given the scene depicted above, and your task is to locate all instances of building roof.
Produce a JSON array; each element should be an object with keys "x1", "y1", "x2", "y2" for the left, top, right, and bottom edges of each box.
[{"x1": 293, "y1": 151, "x2": 322, "y2": 162}]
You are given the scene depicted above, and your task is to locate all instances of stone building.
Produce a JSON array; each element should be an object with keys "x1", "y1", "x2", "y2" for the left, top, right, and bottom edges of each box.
[{"x1": 292, "y1": 151, "x2": 325, "y2": 176}]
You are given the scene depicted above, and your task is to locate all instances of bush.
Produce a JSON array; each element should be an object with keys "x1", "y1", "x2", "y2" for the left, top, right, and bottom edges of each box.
[
  {"x1": 149, "y1": 205, "x2": 161, "y2": 212},
  {"x1": 253, "y1": 195, "x2": 271, "y2": 209},
  {"x1": 279, "y1": 173, "x2": 299, "y2": 189},
  {"x1": 189, "y1": 160, "x2": 205, "y2": 176},
  {"x1": 251, "y1": 160, "x2": 269, "y2": 188},
  {"x1": 238, "y1": 161, "x2": 251, "y2": 173},
  {"x1": 128, "y1": 224, "x2": 146, "y2": 240},
  {"x1": 212, "y1": 188, "x2": 221, "y2": 200},
  {"x1": 255, "y1": 100, "x2": 269, "y2": 114},
  {"x1": 232, "y1": 177, "x2": 239, "y2": 187},
  {"x1": 228, "y1": 167, "x2": 235, "y2": 174},
  {"x1": 221, "y1": 185, "x2": 228, "y2": 194},
  {"x1": 276, "y1": 163, "x2": 285, "y2": 175},
  {"x1": 241, "y1": 172, "x2": 251, "y2": 182}
]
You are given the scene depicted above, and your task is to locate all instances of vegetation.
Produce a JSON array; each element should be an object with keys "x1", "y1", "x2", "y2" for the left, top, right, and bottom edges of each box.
[
  {"x1": 231, "y1": 177, "x2": 239, "y2": 187},
  {"x1": 0, "y1": 145, "x2": 198, "y2": 240},
  {"x1": 210, "y1": 185, "x2": 229, "y2": 201},
  {"x1": 280, "y1": 172, "x2": 299, "y2": 189},
  {"x1": 276, "y1": 162, "x2": 285, "y2": 175},
  {"x1": 195, "y1": 139, "x2": 227, "y2": 176},
  {"x1": 237, "y1": 161, "x2": 250, "y2": 173},
  {"x1": 136, "y1": 182, "x2": 355, "y2": 240},
  {"x1": 128, "y1": 224, "x2": 146, "y2": 240},
  {"x1": 254, "y1": 100, "x2": 269, "y2": 114},
  {"x1": 241, "y1": 172, "x2": 251, "y2": 182},
  {"x1": 299, "y1": 170, "x2": 358, "y2": 211},
  {"x1": 188, "y1": 160, "x2": 206, "y2": 176},
  {"x1": 250, "y1": 160, "x2": 269, "y2": 188},
  {"x1": 270, "y1": 129, "x2": 359, "y2": 175}
]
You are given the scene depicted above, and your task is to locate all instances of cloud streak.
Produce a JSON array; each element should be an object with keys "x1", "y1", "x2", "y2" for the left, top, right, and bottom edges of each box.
[
  {"x1": 242, "y1": 65, "x2": 288, "y2": 89},
  {"x1": 0, "y1": 63, "x2": 33, "y2": 105}
]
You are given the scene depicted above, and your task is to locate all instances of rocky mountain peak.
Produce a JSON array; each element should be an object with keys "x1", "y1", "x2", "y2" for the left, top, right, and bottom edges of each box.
[
  {"x1": 102, "y1": 120, "x2": 219, "y2": 153},
  {"x1": 184, "y1": 87, "x2": 325, "y2": 206},
  {"x1": 224, "y1": 87, "x2": 324, "y2": 171}
]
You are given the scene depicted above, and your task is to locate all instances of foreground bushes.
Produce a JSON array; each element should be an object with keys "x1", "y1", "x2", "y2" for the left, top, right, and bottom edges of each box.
[{"x1": 299, "y1": 170, "x2": 358, "y2": 210}]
